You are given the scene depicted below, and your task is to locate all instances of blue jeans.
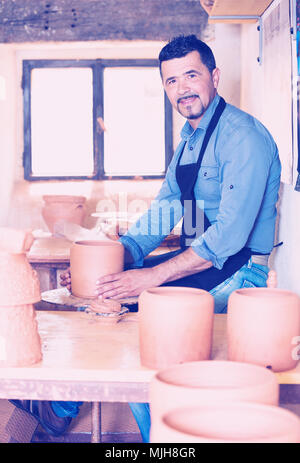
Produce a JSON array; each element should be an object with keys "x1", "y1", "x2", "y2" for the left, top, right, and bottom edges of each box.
[{"x1": 129, "y1": 257, "x2": 269, "y2": 442}]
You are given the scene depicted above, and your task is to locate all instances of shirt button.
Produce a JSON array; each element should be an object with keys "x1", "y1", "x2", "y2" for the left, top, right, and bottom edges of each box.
[
  {"x1": 204, "y1": 172, "x2": 207, "y2": 177},
  {"x1": 229, "y1": 184, "x2": 234, "y2": 189},
  {"x1": 189, "y1": 146, "x2": 194, "y2": 150}
]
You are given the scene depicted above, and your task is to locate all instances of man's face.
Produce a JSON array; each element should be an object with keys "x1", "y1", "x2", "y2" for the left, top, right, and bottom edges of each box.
[{"x1": 161, "y1": 50, "x2": 220, "y2": 128}]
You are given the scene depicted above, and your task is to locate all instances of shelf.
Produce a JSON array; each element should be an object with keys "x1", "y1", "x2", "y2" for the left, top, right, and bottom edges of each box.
[
  {"x1": 200, "y1": 0, "x2": 274, "y2": 23},
  {"x1": 199, "y1": 0, "x2": 276, "y2": 65}
]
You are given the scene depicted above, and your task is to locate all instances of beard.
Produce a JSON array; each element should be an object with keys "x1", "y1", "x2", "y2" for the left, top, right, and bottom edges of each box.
[{"x1": 176, "y1": 94, "x2": 205, "y2": 120}]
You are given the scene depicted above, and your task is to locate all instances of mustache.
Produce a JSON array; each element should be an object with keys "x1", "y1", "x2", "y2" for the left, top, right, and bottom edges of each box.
[{"x1": 177, "y1": 94, "x2": 199, "y2": 104}]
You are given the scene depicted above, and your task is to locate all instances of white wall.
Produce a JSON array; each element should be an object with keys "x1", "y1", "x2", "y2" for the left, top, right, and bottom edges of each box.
[
  {"x1": 0, "y1": 45, "x2": 17, "y2": 225},
  {"x1": 240, "y1": 0, "x2": 300, "y2": 296}
]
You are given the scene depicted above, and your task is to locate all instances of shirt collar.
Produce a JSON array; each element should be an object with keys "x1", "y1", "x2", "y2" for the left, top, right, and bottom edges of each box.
[{"x1": 180, "y1": 93, "x2": 221, "y2": 140}]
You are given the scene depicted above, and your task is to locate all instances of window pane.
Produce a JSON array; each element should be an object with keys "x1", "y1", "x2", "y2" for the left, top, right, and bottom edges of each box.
[
  {"x1": 103, "y1": 67, "x2": 165, "y2": 176},
  {"x1": 31, "y1": 67, "x2": 94, "y2": 177}
]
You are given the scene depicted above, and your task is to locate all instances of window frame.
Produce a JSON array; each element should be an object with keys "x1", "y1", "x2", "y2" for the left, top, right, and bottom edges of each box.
[{"x1": 22, "y1": 58, "x2": 173, "y2": 181}]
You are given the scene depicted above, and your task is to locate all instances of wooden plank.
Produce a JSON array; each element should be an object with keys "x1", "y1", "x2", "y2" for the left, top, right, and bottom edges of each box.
[
  {"x1": 0, "y1": 0, "x2": 208, "y2": 43},
  {"x1": 208, "y1": 17, "x2": 258, "y2": 23},
  {"x1": 210, "y1": 0, "x2": 274, "y2": 16},
  {"x1": 208, "y1": 0, "x2": 274, "y2": 23}
]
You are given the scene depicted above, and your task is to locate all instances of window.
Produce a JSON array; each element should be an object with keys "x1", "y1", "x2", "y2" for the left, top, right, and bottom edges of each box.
[{"x1": 22, "y1": 59, "x2": 173, "y2": 180}]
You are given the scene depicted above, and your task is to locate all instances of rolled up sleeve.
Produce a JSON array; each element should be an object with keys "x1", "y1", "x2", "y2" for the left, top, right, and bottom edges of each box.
[{"x1": 119, "y1": 149, "x2": 184, "y2": 265}]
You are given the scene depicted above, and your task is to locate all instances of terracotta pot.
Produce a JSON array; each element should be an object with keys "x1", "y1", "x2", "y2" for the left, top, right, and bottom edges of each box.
[
  {"x1": 0, "y1": 251, "x2": 40, "y2": 305},
  {"x1": 151, "y1": 403, "x2": 300, "y2": 443},
  {"x1": 149, "y1": 360, "x2": 279, "y2": 428},
  {"x1": 70, "y1": 240, "x2": 124, "y2": 298},
  {"x1": 0, "y1": 304, "x2": 42, "y2": 367},
  {"x1": 42, "y1": 195, "x2": 86, "y2": 233},
  {"x1": 227, "y1": 288, "x2": 300, "y2": 372},
  {"x1": 138, "y1": 287, "x2": 214, "y2": 369}
]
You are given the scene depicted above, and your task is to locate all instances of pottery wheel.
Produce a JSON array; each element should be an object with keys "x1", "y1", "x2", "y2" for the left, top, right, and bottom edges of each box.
[{"x1": 41, "y1": 287, "x2": 139, "y2": 308}]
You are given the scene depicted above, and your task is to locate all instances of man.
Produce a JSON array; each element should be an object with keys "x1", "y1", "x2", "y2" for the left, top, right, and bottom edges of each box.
[
  {"x1": 92, "y1": 34, "x2": 280, "y2": 305},
  {"x1": 11, "y1": 35, "x2": 281, "y2": 442}
]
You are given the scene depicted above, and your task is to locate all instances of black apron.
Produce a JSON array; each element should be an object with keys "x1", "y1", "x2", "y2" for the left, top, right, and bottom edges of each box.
[{"x1": 171, "y1": 96, "x2": 252, "y2": 291}]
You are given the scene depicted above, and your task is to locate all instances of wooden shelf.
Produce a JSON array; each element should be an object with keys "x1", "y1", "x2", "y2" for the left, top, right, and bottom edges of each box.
[{"x1": 201, "y1": 0, "x2": 274, "y2": 23}]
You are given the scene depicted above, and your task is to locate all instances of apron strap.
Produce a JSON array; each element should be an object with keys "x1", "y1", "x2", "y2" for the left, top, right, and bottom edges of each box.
[{"x1": 177, "y1": 96, "x2": 226, "y2": 192}]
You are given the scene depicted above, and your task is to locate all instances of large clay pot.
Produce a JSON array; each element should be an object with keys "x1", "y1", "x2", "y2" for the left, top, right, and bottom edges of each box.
[
  {"x1": 70, "y1": 240, "x2": 124, "y2": 298},
  {"x1": 0, "y1": 304, "x2": 42, "y2": 367},
  {"x1": 149, "y1": 360, "x2": 279, "y2": 429},
  {"x1": 0, "y1": 251, "x2": 40, "y2": 305},
  {"x1": 42, "y1": 195, "x2": 86, "y2": 233},
  {"x1": 138, "y1": 287, "x2": 214, "y2": 369},
  {"x1": 151, "y1": 403, "x2": 300, "y2": 443},
  {"x1": 227, "y1": 288, "x2": 300, "y2": 372}
]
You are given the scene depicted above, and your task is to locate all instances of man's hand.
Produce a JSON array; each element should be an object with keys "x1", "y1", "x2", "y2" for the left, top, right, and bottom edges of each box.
[
  {"x1": 95, "y1": 267, "x2": 163, "y2": 299},
  {"x1": 60, "y1": 268, "x2": 71, "y2": 291}
]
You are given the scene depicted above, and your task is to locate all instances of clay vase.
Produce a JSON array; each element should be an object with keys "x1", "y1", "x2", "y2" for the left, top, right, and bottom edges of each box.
[
  {"x1": 227, "y1": 287, "x2": 300, "y2": 371},
  {"x1": 0, "y1": 228, "x2": 42, "y2": 367},
  {"x1": 70, "y1": 240, "x2": 124, "y2": 298},
  {"x1": 151, "y1": 402, "x2": 300, "y2": 443},
  {"x1": 0, "y1": 304, "x2": 42, "y2": 367},
  {"x1": 138, "y1": 287, "x2": 214, "y2": 369},
  {"x1": 42, "y1": 195, "x2": 86, "y2": 233},
  {"x1": 0, "y1": 251, "x2": 41, "y2": 305},
  {"x1": 149, "y1": 360, "x2": 279, "y2": 430}
]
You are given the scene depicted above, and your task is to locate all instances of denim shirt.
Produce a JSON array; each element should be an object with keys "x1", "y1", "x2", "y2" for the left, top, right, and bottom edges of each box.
[{"x1": 120, "y1": 94, "x2": 281, "y2": 270}]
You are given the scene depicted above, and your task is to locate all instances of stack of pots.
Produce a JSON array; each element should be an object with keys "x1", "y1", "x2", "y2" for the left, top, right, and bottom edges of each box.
[
  {"x1": 149, "y1": 360, "x2": 300, "y2": 443},
  {"x1": 0, "y1": 228, "x2": 42, "y2": 367},
  {"x1": 138, "y1": 273, "x2": 300, "y2": 443},
  {"x1": 42, "y1": 195, "x2": 86, "y2": 233}
]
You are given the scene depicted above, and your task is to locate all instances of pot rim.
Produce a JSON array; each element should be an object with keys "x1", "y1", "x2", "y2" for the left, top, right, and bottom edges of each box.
[
  {"x1": 233, "y1": 287, "x2": 299, "y2": 299},
  {"x1": 142, "y1": 286, "x2": 211, "y2": 297},
  {"x1": 73, "y1": 240, "x2": 123, "y2": 247},
  {"x1": 42, "y1": 195, "x2": 86, "y2": 203},
  {"x1": 161, "y1": 402, "x2": 300, "y2": 442},
  {"x1": 154, "y1": 360, "x2": 277, "y2": 389}
]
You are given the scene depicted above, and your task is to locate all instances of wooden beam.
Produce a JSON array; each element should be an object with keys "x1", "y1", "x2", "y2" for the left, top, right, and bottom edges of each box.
[
  {"x1": 0, "y1": 0, "x2": 208, "y2": 43},
  {"x1": 210, "y1": 0, "x2": 274, "y2": 16},
  {"x1": 207, "y1": 0, "x2": 274, "y2": 23}
]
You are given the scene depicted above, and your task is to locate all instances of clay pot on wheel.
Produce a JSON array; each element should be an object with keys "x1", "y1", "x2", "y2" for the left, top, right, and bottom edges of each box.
[
  {"x1": 151, "y1": 402, "x2": 300, "y2": 443},
  {"x1": 42, "y1": 195, "x2": 86, "y2": 233},
  {"x1": 149, "y1": 360, "x2": 279, "y2": 429},
  {"x1": 70, "y1": 240, "x2": 124, "y2": 298},
  {"x1": 138, "y1": 287, "x2": 214, "y2": 369},
  {"x1": 227, "y1": 288, "x2": 300, "y2": 372}
]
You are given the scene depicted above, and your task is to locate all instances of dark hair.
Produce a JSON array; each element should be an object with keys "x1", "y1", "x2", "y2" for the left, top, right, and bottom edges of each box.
[{"x1": 158, "y1": 34, "x2": 216, "y2": 74}]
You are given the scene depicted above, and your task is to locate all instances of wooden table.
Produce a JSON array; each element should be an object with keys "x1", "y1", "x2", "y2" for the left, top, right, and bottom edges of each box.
[
  {"x1": 1, "y1": 312, "x2": 299, "y2": 442},
  {"x1": 1, "y1": 311, "x2": 299, "y2": 399}
]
